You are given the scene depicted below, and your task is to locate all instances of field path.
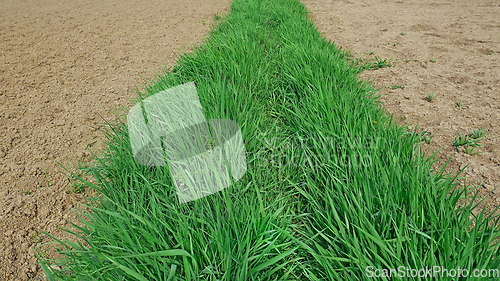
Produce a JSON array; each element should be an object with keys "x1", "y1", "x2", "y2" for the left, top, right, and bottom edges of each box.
[
  {"x1": 0, "y1": 0, "x2": 231, "y2": 278},
  {"x1": 2, "y1": 0, "x2": 499, "y2": 278}
]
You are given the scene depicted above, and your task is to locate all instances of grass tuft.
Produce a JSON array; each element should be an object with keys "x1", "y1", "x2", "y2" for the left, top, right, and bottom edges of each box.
[{"x1": 426, "y1": 92, "x2": 436, "y2": 102}]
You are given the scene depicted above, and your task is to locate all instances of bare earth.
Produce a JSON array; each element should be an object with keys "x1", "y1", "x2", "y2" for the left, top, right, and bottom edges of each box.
[
  {"x1": 0, "y1": 0, "x2": 499, "y2": 279},
  {"x1": 0, "y1": 0, "x2": 231, "y2": 279}
]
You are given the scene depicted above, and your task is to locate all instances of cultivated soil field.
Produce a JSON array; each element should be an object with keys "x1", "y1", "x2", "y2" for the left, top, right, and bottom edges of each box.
[
  {"x1": 0, "y1": 0, "x2": 498, "y2": 279},
  {"x1": 0, "y1": 0, "x2": 231, "y2": 279},
  {"x1": 303, "y1": 0, "x2": 499, "y2": 213}
]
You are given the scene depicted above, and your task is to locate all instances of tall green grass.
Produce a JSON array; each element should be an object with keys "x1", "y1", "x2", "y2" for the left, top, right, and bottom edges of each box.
[{"x1": 37, "y1": 0, "x2": 500, "y2": 280}]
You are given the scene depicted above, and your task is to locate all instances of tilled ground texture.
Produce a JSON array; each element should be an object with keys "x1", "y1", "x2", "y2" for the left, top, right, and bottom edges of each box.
[
  {"x1": 0, "y1": 0, "x2": 231, "y2": 279},
  {"x1": 303, "y1": 0, "x2": 500, "y2": 214}
]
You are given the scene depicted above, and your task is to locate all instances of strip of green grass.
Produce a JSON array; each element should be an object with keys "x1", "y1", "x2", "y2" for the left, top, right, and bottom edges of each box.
[{"x1": 37, "y1": 0, "x2": 500, "y2": 280}]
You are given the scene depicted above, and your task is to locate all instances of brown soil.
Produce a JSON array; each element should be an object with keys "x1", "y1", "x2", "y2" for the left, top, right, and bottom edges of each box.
[
  {"x1": 0, "y1": 0, "x2": 231, "y2": 279},
  {"x1": 303, "y1": 0, "x2": 500, "y2": 214}
]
